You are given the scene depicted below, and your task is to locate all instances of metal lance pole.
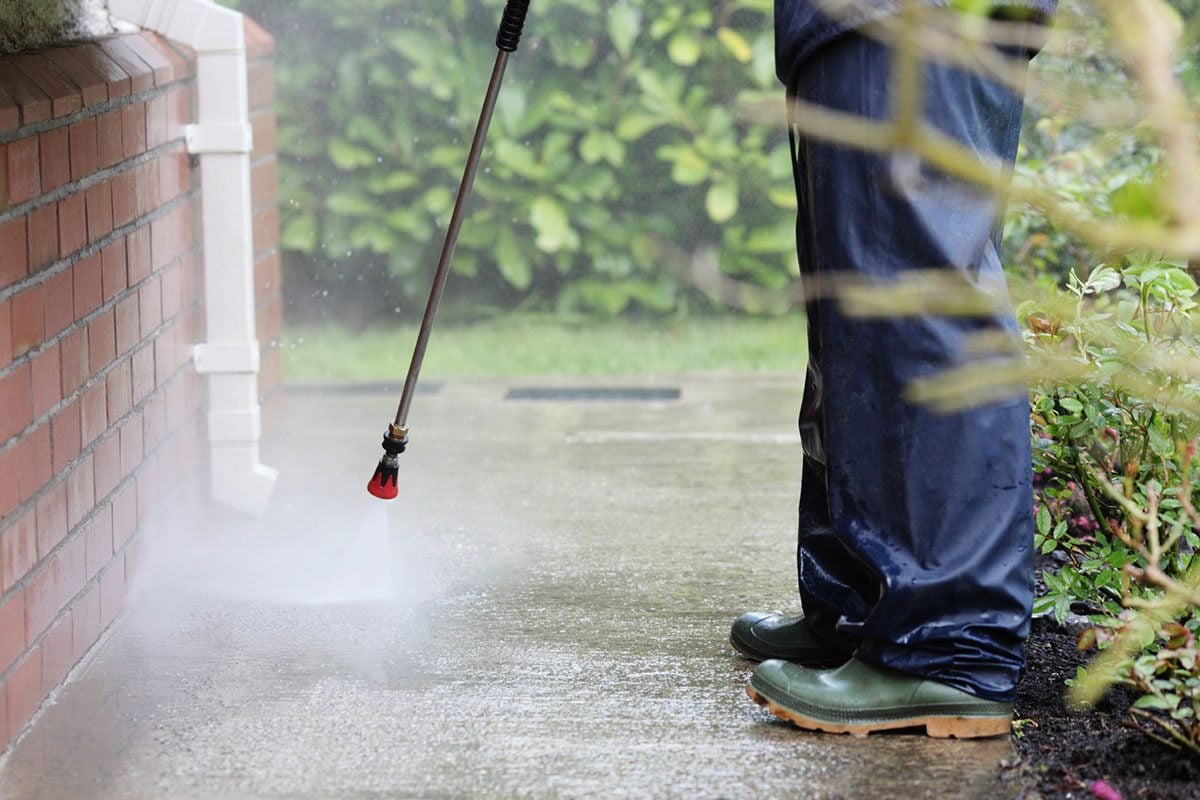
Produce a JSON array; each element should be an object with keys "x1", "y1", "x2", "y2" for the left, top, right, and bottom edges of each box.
[{"x1": 368, "y1": 0, "x2": 531, "y2": 500}]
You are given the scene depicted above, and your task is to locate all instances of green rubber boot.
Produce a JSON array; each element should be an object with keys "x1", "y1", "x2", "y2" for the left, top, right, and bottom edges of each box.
[
  {"x1": 729, "y1": 611, "x2": 849, "y2": 666},
  {"x1": 746, "y1": 657, "x2": 1013, "y2": 739}
]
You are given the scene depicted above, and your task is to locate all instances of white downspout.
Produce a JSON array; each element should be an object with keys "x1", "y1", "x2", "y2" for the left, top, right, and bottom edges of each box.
[{"x1": 109, "y1": 0, "x2": 278, "y2": 515}]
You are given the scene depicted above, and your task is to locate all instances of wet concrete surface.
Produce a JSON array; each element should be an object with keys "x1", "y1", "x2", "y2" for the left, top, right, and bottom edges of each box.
[{"x1": 0, "y1": 375, "x2": 1023, "y2": 799}]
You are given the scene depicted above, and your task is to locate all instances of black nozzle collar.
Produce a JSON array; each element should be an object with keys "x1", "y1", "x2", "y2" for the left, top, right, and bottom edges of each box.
[{"x1": 496, "y1": 0, "x2": 530, "y2": 52}]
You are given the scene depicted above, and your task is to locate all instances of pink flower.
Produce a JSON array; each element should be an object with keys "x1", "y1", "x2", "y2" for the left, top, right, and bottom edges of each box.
[{"x1": 1090, "y1": 779, "x2": 1122, "y2": 800}]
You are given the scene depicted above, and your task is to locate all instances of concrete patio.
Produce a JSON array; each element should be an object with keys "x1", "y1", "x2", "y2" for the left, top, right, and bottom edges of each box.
[{"x1": 0, "y1": 376, "x2": 1023, "y2": 799}]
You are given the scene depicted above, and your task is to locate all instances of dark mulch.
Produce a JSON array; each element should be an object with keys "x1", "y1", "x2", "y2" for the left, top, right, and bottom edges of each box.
[{"x1": 1012, "y1": 615, "x2": 1200, "y2": 799}]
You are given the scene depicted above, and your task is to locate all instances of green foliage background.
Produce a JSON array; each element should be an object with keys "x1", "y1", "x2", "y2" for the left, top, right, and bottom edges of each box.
[{"x1": 227, "y1": 0, "x2": 796, "y2": 321}]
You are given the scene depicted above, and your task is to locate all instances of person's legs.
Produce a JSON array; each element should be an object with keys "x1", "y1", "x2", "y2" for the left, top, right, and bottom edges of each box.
[{"x1": 788, "y1": 30, "x2": 1034, "y2": 703}]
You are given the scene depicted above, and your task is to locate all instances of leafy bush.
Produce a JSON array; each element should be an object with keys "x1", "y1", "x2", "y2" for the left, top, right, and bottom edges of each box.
[
  {"x1": 1020, "y1": 251, "x2": 1200, "y2": 753},
  {"x1": 228, "y1": 0, "x2": 796, "y2": 320}
]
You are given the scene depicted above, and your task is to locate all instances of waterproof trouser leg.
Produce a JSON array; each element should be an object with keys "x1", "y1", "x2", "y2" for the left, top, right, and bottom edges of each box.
[{"x1": 787, "y1": 32, "x2": 1034, "y2": 703}]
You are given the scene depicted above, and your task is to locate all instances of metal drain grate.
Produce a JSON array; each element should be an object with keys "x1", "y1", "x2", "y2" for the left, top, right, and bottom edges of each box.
[
  {"x1": 285, "y1": 382, "x2": 443, "y2": 396},
  {"x1": 504, "y1": 387, "x2": 681, "y2": 402}
]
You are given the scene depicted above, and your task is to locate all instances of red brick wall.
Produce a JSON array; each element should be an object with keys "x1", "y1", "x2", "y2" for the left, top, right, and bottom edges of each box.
[
  {"x1": 247, "y1": 19, "x2": 283, "y2": 420},
  {"x1": 0, "y1": 21, "x2": 281, "y2": 753}
]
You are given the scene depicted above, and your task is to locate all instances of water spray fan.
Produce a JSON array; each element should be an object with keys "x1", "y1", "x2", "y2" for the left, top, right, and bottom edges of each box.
[{"x1": 368, "y1": 0, "x2": 532, "y2": 500}]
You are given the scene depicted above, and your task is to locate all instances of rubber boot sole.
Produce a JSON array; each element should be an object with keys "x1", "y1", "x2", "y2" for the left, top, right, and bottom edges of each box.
[{"x1": 746, "y1": 684, "x2": 1011, "y2": 739}]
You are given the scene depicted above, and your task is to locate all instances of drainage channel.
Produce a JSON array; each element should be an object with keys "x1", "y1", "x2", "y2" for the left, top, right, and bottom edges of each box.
[{"x1": 504, "y1": 387, "x2": 681, "y2": 402}]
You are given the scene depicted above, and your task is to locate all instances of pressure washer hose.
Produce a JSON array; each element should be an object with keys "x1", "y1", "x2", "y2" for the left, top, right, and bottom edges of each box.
[{"x1": 368, "y1": 1, "x2": 532, "y2": 500}]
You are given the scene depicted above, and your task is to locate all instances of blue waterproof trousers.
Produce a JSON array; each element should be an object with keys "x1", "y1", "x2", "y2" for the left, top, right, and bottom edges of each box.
[{"x1": 782, "y1": 28, "x2": 1035, "y2": 702}]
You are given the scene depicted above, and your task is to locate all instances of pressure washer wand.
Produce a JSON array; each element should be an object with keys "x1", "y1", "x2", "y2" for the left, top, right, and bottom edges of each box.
[{"x1": 368, "y1": 0, "x2": 531, "y2": 500}]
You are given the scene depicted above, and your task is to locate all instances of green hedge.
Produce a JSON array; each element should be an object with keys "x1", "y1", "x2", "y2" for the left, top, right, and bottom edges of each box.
[{"x1": 229, "y1": 0, "x2": 795, "y2": 319}]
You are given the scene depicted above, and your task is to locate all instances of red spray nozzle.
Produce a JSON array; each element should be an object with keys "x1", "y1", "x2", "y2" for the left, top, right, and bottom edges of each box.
[
  {"x1": 367, "y1": 457, "x2": 399, "y2": 499},
  {"x1": 367, "y1": 424, "x2": 408, "y2": 501}
]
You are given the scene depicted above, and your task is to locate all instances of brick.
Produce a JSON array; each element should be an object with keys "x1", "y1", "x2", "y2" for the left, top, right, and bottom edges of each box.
[
  {"x1": 134, "y1": 452, "x2": 158, "y2": 522},
  {"x1": 0, "y1": 83, "x2": 20, "y2": 132},
  {"x1": 247, "y1": 60, "x2": 275, "y2": 111},
  {"x1": 255, "y1": 250, "x2": 282, "y2": 301},
  {"x1": 30, "y1": 343, "x2": 61, "y2": 418},
  {"x1": 137, "y1": 160, "x2": 159, "y2": 217},
  {"x1": 0, "y1": 62, "x2": 51, "y2": 126},
  {"x1": 145, "y1": 95, "x2": 168, "y2": 150},
  {"x1": 165, "y1": 377, "x2": 185, "y2": 429},
  {"x1": 65, "y1": 44, "x2": 130, "y2": 99},
  {"x1": 127, "y1": 225, "x2": 151, "y2": 283},
  {"x1": 120, "y1": 418, "x2": 143, "y2": 477},
  {"x1": 7, "y1": 646, "x2": 42, "y2": 742},
  {"x1": 0, "y1": 590, "x2": 25, "y2": 673},
  {"x1": 27, "y1": 534, "x2": 85, "y2": 639},
  {"x1": 142, "y1": 394, "x2": 165, "y2": 451},
  {"x1": 151, "y1": 207, "x2": 182, "y2": 269},
  {"x1": 11, "y1": 54, "x2": 82, "y2": 119},
  {"x1": 153, "y1": 324, "x2": 174, "y2": 387},
  {"x1": 160, "y1": 262, "x2": 182, "y2": 320},
  {"x1": 143, "y1": 33, "x2": 190, "y2": 82},
  {"x1": 79, "y1": 384, "x2": 106, "y2": 447},
  {"x1": 39, "y1": 127, "x2": 70, "y2": 192},
  {"x1": 115, "y1": 294, "x2": 138, "y2": 356},
  {"x1": 42, "y1": 267, "x2": 74, "y2": 338},
  {"x1": 131, "y1": 345, "x2": 154, "y2": 404},
  {"x1": 244, "y1": 17, "x2": 276, "y2": 59},
  {"x1": 72, "y1": 252, "x2": 102, "y2": 318},
  {"x1": 99, "y1": 559, "x2": 125, "y2": 629},
  {"x1": 50, "y1": 401, "x2": 81, "y2": 475},
  {"x1": 41, "y1": 616, "x2": 73, "y2": 691},
  {"x1": 66, "y1": 456, "x2": 95, "y2": 529},
  {"x1": 26, "y1": 203, "x2": 58, "y2": 272},
  {"x1": 158, "y1": 149, "x2": 190, "y2": 203},
  {"x1": 0, "y1": 301, "x2": 9, "y2": 371},
  {"x1": 253, "y1": 205, "x2": 279, "y2": 257},
  {"x1": 124, "y1": 36, "x2": 174, "y2": 86},
  {"x1": 6, "y1": 136, "x2": 40, "y2": 206},
  {"x1": 111, "y1": 483, "x2": 136, "y2": 549},
  {"x1": 94, "y1": 39, "x2": 153, "y2": 95},
  {"x1": 70, "y1": 582, "x2": 101, "y2": 662},
  {"x1": 110, "y1": 169, "x2": 136, "y2": 228},
  {"x1": 83, "y1": 504, "x2": 112, "y2": 579},
  {"x1": 251, "y1": 111, "x2": 277, "y2": 161},
  {"x1": 16, "y1": 426, "x2": 52, "y2": 502},
  {"x1": 35, "y1": 481, "x2": 68, "y2": 558},
  {"x1": 92, "y1": 435, "x2": 120, "y2": 501},
  {"x1": 0, "y1": 363, "x2": 32, "y2": 442},
  {"x1": 84, "y1": 182, "x2": 114, "y2": 243},
  {"x1": 139, "y1": 279, "x2": 162, "y2": 336},
  {"x1": 44, "y1": 48, "x2": 108, "y2": 107},
  {"x1": 0, "y1": 443, "x2": 20, "y2": 514},
  {"x1": 251, "y1": 156, "x2": 278, "y2": 209},
  {"x1": 68, "y1": 117, "x2": 99, "y2": 182},
  {"x1": 97, "y1": 109, "x2": 123, "y2": 169},
  {"x1": 0, "y1": 216, "x2": 26, "y2": 290},
  {"x1": 1, "y1": 510, "x2": 37, "y2": 592},
  {"x1": 106, "y1": 359, "x2": 132, "y2": 422},
  {"x1": 120, "y1": 101, "x2": 147, "y2": 159},
  {"x1": 87, "y1": 309, "x2": 116, "y2": 375},
  {"x1": 166, "y1": 86, "x2": 190, "y2": 142},
  {"x1": 58, "y1": 192, "x2": 87, "y2": 259},
  {"x1": 60, "y1": 328, "x2": 87, "y2": 394},
  {"x1": 10, "y1": 286, "x2": 44, "y2": 357},
  {"x1": 100, "y1": 238, "x2": 126, "y2": 301}
]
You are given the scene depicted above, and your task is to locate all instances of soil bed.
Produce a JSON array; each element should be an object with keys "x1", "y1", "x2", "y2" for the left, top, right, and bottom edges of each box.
[{"x1": 1013, "y1": 615, "x2": 1200, "y2": 799}]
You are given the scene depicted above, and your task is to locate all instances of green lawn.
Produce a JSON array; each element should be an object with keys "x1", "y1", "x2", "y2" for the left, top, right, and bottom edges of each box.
[{"x1": 283, "y1": 315, "x2": 808, "y2": 380}]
